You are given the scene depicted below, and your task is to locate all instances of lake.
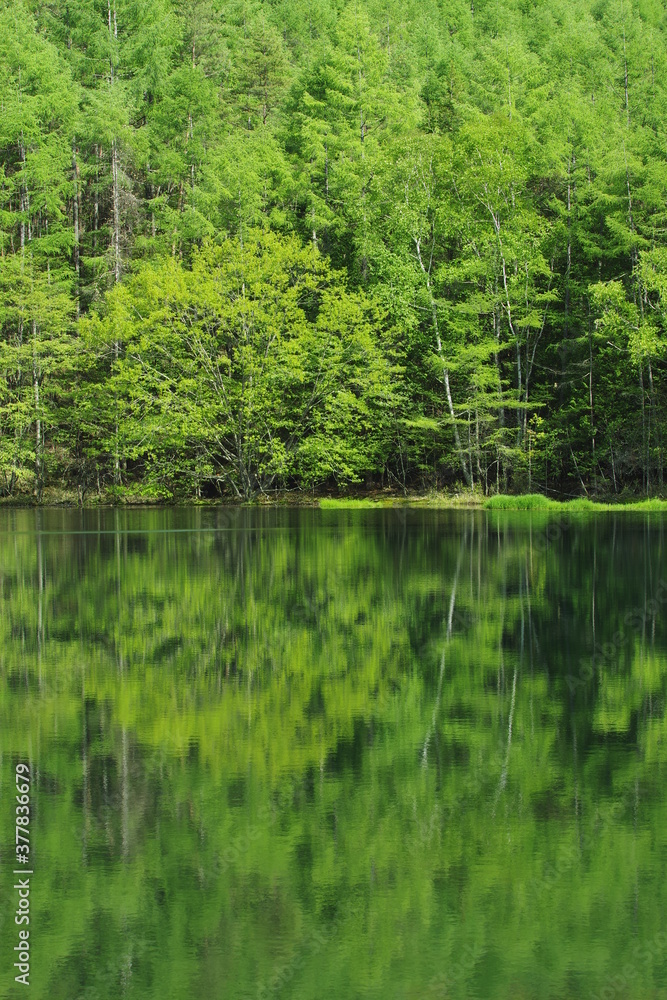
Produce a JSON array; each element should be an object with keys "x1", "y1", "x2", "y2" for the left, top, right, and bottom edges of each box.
[{"x1": 1, "y1": 507, "x2": 666, "y2": 999}]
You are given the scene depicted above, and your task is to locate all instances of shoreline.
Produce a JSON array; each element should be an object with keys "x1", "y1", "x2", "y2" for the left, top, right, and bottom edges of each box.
[{"x1": 2, "y1": 491, "x2": 667, "y2": 513}]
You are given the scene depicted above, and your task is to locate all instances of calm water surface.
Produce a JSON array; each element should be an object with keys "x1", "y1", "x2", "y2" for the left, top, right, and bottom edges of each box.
[{"x1": 1, "y1": 507, "x2": 666, "y2": 1000}]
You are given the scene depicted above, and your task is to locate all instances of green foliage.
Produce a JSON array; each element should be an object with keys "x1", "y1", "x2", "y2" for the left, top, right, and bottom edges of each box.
[
  {"x1": 2, "y1": 0, "x2": 667, "y2": 499},
  {"x1": 78, "y1": 230, "x2": 396, "y2": 497}
]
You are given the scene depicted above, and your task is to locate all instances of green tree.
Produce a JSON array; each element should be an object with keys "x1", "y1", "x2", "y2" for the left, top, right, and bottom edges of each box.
[{"x1": 80, "y1": 230, "x2": 397, "y2": 497}]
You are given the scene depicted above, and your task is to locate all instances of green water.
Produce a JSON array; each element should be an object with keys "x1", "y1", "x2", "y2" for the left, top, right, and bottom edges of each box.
[{"x1": 1, "y1": 508, "x2": 666, "y2": 1000}]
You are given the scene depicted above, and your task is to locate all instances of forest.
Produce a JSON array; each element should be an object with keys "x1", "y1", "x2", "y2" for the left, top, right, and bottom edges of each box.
[{"x1": 1, "y1": 0, "x2": 667, "y2": 502}]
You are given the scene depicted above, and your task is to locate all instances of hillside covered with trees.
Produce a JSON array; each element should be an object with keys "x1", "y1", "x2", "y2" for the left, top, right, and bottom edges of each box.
[{"x1": 2, "y1": 0, "x2": 667, "y2": 501}]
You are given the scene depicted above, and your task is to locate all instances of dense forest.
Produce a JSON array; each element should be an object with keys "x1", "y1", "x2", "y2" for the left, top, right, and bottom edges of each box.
[{"x1": 1, "y1": 0, "x2": 667, "y2": 501}]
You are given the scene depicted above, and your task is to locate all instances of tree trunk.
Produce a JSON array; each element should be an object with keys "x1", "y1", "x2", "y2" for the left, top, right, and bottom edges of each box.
[
  {"x1": 189, "y1": 113, "x2": 195, "y2": 207},
  {"x1": 493, "y1": 296, "x2": 504, "y2": 489},
  {"x1": 475, "y1": 405, "x2": 483, "y2": 491},
  {"x1": 33, "y1": 322, "x2": 41, "y2": 500},
  {"x1": 111, "y1": 139, "x2": 121, "y2": 484},
  {"x1": 640, "y1": 364, "x2": 647, "y2": 494},
  {"x1": 72, "y1": 141, "x2": 80, "y2": 319},
  {"x1": 647, "y1": 358, "x2": 662, "y2": 486},
  {"x1": 19, "y1": 132, "x2": 26, "y2": 252},
  {"x1": 112, "y1": 139, "x2": 121, "y2": 284},
  {"x1": 588, "y1": 299, "x2": 595, "y2": 491},
  {"x1": 94, "y1": 145, "x2": 99, "y2": 252},
  {"x1": 414, "y1": 237, "x2": 471, "y2": 486},
  {"x1": 623, "y1": 18, "x2": 630, "y2": 127}
]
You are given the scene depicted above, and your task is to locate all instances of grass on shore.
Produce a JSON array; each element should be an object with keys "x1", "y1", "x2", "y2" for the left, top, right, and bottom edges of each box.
[
  {"x1": 319, "y1": 492, "x2": 667, "y2": 512},
  {"x1": 318, "y1": 491, "x2": 483, "y2": 509},
  {"x1": 483, "y1": 493, "x2": 667, "y2": 512}
]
